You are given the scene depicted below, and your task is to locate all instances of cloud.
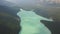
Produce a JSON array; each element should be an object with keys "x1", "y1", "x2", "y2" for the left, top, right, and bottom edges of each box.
[{"x1": 5, "y1": 0, "x2": 60, "y2": 10}]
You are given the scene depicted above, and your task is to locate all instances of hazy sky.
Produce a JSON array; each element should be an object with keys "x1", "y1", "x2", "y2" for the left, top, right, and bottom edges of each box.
[{"x1": 5, "y1": 0, "x2": 60, "y2": 10}]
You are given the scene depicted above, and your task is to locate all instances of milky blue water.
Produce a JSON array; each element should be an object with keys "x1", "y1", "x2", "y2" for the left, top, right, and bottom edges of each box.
[{"x1": 17, "y1": 9, "x2": 53, "y2": 34}]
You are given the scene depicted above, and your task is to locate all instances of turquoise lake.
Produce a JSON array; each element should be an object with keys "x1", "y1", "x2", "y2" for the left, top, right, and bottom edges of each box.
[{"x1": 17, "y1": 9, "x2": 53, "y2": 34}]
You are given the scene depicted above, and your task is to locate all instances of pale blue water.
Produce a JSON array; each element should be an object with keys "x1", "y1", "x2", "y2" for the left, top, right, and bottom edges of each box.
[{"x1": 17, "y1": 9, "x2": 53, "y2": 34}]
